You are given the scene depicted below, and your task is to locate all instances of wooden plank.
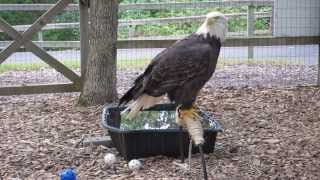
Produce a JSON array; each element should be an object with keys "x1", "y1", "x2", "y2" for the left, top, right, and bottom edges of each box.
[
  {"x1": 117, "y1": 36, "x2": 320, "y2": 49},
  {"x1": 247, "y1": 5, "x2": 255, "y2": 59},
  {"x1": 119, "y1": 1, "x2": 274, "y2": 11},
  {"x1": 318, "y1": 44, "x2": 320, "y2": 86},
  {"x1": 0, "y1": 41, "x2": 80, "y2": 49},
  {"x1": 0, "y1": 36, "x2": 318, "y2": 50},
  {"x1": 0, "y1": 22, "x2": 80, "y2": 32},
  {"x1": 0, "y1": 31, "x2": 272, "y2": 49},
  {"x1": 0, "y1": 0, "x2": 73, "y2": 65},
  {"x1": 0, "y1": 16, "x2": 81, "y2": 84},
  {"x1": 0, "y1": 84, "x2": 78, "y2": 96},
  {"x1": 37, "y1": 31, "x2": 43, "y2": 41},
  {"x1": 0, "y1": 4, "x2": 78, "y2": 11},
  {"x1": 270, "y1": 5, "x2": 274, "y2": 35},
  {"x1": 79, "y1": 0, "x2": 89, "y2": 78},
  {"x1": 0, "y1": 1, "x2": 274, "y2": 12},
  {"x1": 82, "y1": 136, "x2": 113, "y2": 147}
]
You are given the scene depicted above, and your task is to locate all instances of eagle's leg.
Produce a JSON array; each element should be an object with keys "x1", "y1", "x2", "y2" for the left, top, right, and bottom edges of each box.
[
  {"x1": 176, "y1": 104, "x2": 208, "y2": 180},
  {"x1": 179, "y1": 126, "x2": 185, "y2": 163},
  {"x1": 199, "y1": 144, "x2": 208, "y2": 180},
  {"x1": 176, "y1": 104, "x2": 204, "y2": 145},
  {"x1": 188, "y1": 137, "x2": 193, "y2": 172}
]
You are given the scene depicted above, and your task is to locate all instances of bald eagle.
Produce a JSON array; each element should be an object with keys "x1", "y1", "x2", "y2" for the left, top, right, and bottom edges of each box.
[
  {"x1": 119, "y1": 12, "x2": 227, "y2": 144},
  {"x1": 119, "y1": 12, "x2": 227, "y2": 180}
]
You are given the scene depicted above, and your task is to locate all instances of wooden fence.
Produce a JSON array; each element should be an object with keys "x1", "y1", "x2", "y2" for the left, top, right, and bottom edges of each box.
[
  {"x1": 0, "y1": 0, "x2": 319, "y2": 96},
  {"x1": 0, "y1": 0, "x2": 83, "y2": 96}
]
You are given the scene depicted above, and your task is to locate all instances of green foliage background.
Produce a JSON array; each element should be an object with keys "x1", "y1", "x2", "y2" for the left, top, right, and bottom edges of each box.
[{"x1": 0, "y1": 0, "x2": 271, "y2": 41}]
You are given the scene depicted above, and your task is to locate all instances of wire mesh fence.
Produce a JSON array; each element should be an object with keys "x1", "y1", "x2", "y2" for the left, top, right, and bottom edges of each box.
[
  {"x1": 117, "y1": 0, "x2": 319, "y2": 88},
  {"x1": 0, "y1": 0, "x2": 319, "y2": 92}
]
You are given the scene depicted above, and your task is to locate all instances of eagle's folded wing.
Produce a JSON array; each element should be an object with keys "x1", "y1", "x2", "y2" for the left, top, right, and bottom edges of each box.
[{"x1": 143, "y1": 43, "x2": 213, "y2": 96}]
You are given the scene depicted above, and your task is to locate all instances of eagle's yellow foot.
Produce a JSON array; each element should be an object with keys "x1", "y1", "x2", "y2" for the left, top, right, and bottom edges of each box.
[
  {"x1": 176, "y1": 105, "x2": 204, "y2": 145},
  {"x1": 176, "y1": 105, "x2": 201, "y2": 125}
]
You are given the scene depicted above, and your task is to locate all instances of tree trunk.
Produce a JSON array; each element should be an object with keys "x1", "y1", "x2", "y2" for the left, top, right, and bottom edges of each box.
[{"x1": 78, "y1": 0, "x2": 118, "y2": 106}]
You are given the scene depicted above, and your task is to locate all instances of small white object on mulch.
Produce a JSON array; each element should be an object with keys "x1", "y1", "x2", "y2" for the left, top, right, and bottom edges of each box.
[
  {"x1": 128, "y1": 159, "x2": 142, "y2": 171},
  {"x1": 104, "y1": 153, "x2": 117, "y2": 167}
]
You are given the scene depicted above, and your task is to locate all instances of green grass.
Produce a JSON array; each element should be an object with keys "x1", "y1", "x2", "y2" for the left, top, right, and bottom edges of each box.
[
  {"x1": 0, "y1": 63, "x2": 44, "y2": 73},
  {"x1": 0, "y1": 58, "x2": 305, "y2": 74},
  {"x1": 0, "y1": 61, "x2": 80, "y2": 74},
  {"x1": 0, "y1": 59, "x2": 150, "y2": 74}
]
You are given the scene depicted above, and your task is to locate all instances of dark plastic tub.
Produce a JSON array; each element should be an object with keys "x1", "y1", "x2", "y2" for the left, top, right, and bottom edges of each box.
[{"x1": 101, "y1": 104, "x2": 222, "y2": 160}]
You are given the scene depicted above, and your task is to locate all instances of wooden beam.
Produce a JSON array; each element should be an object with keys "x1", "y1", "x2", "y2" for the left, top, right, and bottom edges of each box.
[
  {"x1": 119, "y1": 1, "x2": 274, "y2": 11},
  {"x1": 0, "y1": 36, "x2": 318, "y2": 50},
  {"x1": 0, "y1": 0, "x2": 73, "y2": 65},
  {"x1": 247, "y1": 5, "x2": 255, "y2": 59},
  {"x1": 37, "y1": 31, "x2": 43, "y2": 41},
  {"x1": 318, "y1": 44, "x2": 320, "y2": 86},
  {"x1": 117, "y1": 36, "x2": 320, "y2": 49},
  {"x1": 82, "y1": 136, "x2": 113, "y2": 147},
  {"x1": 0, "y1": 22, "x2": 80, "y2": 32},
  {"x1": 79, "y1": 0, "x2": 89, "y2": 78},
  {"x1": 270, "y1": 5, "x2": 274, "y2": 35},
  {"x1": 0, "y1": 84, "x2": 78, "y2": 96},
  {"x1": 0, "y1": 4, "x2": 78, "y2": 11},
  {"x1": 0, "y1": 17, "x2": 81, "y2": 84},
  {"x1": 0, "y1": 41, "x2": 80, "y2": 49}
]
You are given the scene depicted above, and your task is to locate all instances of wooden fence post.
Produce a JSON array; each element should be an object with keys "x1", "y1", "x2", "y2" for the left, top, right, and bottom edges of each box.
[
  {"x1": 247, "y1": 5, "x2": 255, "y2": 59},
  {"x1": 270, "y1": 4, "x2": 274, "y2": 36},
  {"x1": 79, "y1": 0, "x2": 89, "y2": 80},
  {"x1": 38, "y1": 31, "x2": 43, "y2": 41},
  {"x1": 318, "y1": 44, "x2": 320, "y2": 86}
]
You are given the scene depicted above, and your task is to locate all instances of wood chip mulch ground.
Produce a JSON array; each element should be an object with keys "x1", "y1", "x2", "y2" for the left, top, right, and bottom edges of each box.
[{"x1": 1, "y1": 84, "x2": 320, "y2": 179}]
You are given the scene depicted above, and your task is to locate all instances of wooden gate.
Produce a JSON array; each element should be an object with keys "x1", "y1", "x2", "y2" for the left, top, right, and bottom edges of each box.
[{"x1": 0, "y1": 0, "x2": 89, "y2": 96}]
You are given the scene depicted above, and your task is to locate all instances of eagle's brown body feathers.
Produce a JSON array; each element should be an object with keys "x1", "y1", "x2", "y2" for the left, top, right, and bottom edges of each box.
[{"x1": 119, "y1": 33, "x2": 221, "y2": 109}]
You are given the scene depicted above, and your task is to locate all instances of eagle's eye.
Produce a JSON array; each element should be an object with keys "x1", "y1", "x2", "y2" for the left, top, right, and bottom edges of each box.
[{"x1": 206, "y1": 18, "x2": 215, "y2": 25}]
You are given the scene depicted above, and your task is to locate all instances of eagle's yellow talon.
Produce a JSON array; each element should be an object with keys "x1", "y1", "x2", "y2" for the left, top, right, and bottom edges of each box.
[{"x1": 176, "y1": 105, "x2": 202, "y2": 126}]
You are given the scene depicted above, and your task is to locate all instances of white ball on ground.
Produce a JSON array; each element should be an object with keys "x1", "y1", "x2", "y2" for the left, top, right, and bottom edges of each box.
[
  {"x1": 104, "y1": 153, "x2": 116, "y2": 166},
  {"x1": 128, "y1": 159, "x2": 142, "y2": 171}
]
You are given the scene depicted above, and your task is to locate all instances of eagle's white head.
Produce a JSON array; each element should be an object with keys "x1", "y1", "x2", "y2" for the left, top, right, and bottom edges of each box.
[{"x1": 196, "y1": 12, "x2": 228, "y2": 42}]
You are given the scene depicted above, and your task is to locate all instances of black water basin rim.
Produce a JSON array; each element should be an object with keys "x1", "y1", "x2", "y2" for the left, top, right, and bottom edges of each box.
[{"x1": 101, "y1": 104, "x2": 223, "y2": 133}]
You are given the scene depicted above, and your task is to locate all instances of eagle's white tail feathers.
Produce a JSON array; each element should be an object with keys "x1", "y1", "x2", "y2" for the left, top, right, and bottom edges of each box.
[{"x1": 122, "y1": 94, "x2": 161, "y2": 119}]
